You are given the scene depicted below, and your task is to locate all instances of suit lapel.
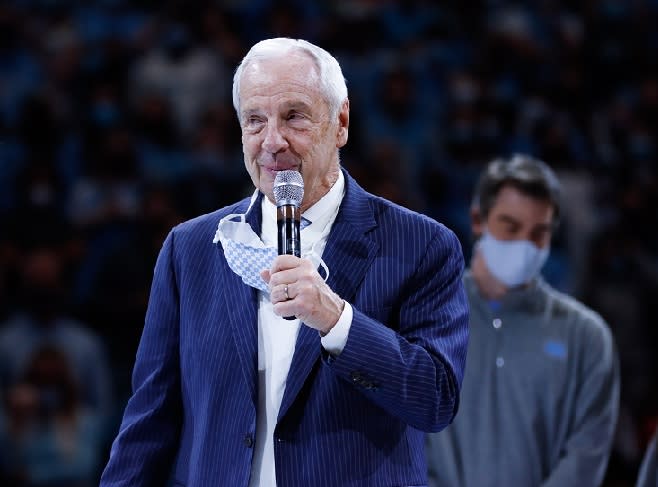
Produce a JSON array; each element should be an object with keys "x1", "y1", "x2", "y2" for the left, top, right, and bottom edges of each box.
[
  {"x1": 278, "y1": 171, "x2": 379, "y2": 421},
  {"x1": 219, "y1": 193, "x2": 263, "y2": 406}
]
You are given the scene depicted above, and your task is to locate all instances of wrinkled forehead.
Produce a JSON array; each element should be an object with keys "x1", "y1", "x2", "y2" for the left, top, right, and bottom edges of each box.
[
  {"x1": 238, "y1": 52, "x2": 324, "y2": 104},
  {"x1": 245, "y1": 54, "x2": 317, "y2": 83},
  {"x1": 244, "y1": 47, "x2": 319, "y2": 74}
]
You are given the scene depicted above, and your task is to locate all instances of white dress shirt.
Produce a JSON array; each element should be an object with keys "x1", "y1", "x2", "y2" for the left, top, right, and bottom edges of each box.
[{"x1": 248, "y1": 170, "x2": 353, "y2": 487}]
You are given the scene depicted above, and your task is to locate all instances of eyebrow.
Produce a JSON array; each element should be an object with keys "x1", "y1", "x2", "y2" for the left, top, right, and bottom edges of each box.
[
  {"x1": 533, "y1": 223, "x2": 552, "y2": 232},
  {"x1": 497, "y1": 214, "x2": 552, "y2": 231},
  {"x1": 241, "y1": 107, "x2": 263, "y2": 117},
  {"x1": 240, "y1": 101, "x2": 314, "y2": 119},
  {"x1": 496, "y1": 214, "x2": 521, "y2": 226},
  {"x1": 281, "y1": 101, "x2": 313, "y2": 113}
]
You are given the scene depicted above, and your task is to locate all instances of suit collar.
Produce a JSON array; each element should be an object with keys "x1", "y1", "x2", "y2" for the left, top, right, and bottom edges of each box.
[
  {"x1": 245, "y1": 190, "x2": 264, "y2": 236},
  {"x1": 218, "y1": 191, "x2": 263, "y2": 406}
]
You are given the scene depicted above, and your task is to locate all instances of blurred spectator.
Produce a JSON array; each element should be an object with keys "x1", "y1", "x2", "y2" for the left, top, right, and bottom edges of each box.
[
  {"x1": 0, "y1": 246, "x2": 113, "y2": 418},
  {"x1": 130, "y1": 22, "x2": 227, "y2": 137},
  {"x1": 0, "y1": 346, "x2": 104, "y2": 487},
  {"x1": 358, "y1": 59, "x2": 440, "y2": 210},
  {"x1": 68, "y1": 125, "x2": 141, "y2": 228},
  {"x1": 77, "y1": 185, "x2": 183, "y2": 395},
  {"x1": 66, "y1": 124, "x2": 141, "y2": 308},
  {"x1": 5, "y1": 159, "x2": 70, "y2": 250},
  {"x1": 0, "y1": 5, "x2": 43, "y2": 129},
  {"x1": 131, "y1": 92, "x2": 192, "y2": 184},
  {"x1": 187, "y1": 104, "x2": 251, "y2": 213}
]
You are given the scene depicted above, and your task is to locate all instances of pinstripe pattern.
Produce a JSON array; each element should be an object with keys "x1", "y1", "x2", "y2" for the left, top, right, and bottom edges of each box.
[{"x1": 99, "y1": 170, "x2": 469, "y2": 487}]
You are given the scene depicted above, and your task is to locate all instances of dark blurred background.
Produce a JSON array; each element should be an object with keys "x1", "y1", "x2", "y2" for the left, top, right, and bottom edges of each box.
[{"x1": 0, "y1": 0, "x2": 656, "y2": 485}]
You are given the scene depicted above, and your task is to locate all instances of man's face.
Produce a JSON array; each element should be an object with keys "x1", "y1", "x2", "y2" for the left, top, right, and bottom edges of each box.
[
  {"x1": 238, "y1": 52, "x2": 349, "y2": 212},
  {"x1": 473, "y1": 184, "x2": 555, "y2": 248}
]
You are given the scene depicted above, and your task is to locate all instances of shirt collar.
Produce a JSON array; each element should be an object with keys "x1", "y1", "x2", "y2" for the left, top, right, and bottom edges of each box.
[
  {"x1": 464, "y1": 270, "x2": 548, "y2": 314},
  {"x1": 300, "y1": 169, "x2": 345, "y2": 230},
  {"x1": 262, "y1": 169, "x2": 345, "y2": 236}
]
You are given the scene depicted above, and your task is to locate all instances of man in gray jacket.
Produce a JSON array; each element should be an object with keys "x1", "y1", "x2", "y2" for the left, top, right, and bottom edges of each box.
[{"x1": 426, "y1": 154, "x2": 620, "y2": 486}]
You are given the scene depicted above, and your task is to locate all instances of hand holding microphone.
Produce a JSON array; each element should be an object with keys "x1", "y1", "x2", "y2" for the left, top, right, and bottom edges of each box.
[{"x1": 262, "y1": 170, "x2": 343, "y2": 331}]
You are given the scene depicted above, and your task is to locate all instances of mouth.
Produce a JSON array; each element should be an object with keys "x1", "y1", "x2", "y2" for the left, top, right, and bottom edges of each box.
[{"x1": 261, "y1": 164, "x2": 300, "y2": 177}]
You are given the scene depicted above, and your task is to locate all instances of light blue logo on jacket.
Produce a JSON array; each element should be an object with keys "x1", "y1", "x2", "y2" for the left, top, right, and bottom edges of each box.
[{"x1": 543, "y1": 339, "x2": 567, "y2": 359}]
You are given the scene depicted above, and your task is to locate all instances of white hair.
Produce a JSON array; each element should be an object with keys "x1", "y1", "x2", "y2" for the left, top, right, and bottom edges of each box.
[{"x1": 232, "y1": 37, "x2": 348, "y2": 118}]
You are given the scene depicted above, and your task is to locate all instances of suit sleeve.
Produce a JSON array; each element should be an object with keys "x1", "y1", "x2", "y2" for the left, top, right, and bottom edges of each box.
[
  {"x1": 540, "y1": 320, "x2": 620, "y2": 487},
  {"x1": 327, "y1": 226, "x2": 469, "y2": 432},
  {"x1": 100, "y1": 231, "x2": 183, "y2": 487}
]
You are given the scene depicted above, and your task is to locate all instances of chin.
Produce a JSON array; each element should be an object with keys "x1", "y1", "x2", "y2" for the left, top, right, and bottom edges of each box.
[{"x1": 258, "y1": 182, "x2": 274, "y2": 201}]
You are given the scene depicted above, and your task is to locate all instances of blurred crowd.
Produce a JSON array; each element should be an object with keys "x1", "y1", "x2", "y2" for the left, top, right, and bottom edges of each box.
[{"x1": 0, "y1": 0, "x2": 657, "y2": 485}]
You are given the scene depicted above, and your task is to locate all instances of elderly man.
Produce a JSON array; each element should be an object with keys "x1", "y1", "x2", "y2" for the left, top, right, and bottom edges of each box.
[{"x1": 100, "y1": 38, "x2": 469, "y2": 487}]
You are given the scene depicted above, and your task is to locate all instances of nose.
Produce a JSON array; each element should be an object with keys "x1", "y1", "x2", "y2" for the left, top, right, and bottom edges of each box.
[{"x1": 262, "y1": 120, "x2": 288, "y2": 154}]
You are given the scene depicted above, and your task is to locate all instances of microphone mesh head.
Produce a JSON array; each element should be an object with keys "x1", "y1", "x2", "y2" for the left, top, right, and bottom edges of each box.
[{"x1": 273, "y1": 170, "x2": 304, "y2": 207}]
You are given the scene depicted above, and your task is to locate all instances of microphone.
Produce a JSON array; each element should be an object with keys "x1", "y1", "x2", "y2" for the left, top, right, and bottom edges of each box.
[{"x1": 273, "y1": 170, "x2": 304, "y2": 320}]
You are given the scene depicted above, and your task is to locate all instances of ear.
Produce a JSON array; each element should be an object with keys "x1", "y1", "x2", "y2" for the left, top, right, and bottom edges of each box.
[
  {"x1": 336, "y1": 99, "x2": 349, "y2": 148},
  {"x1": 470, "y1": 206, "x2": 483, "y2": 239}
]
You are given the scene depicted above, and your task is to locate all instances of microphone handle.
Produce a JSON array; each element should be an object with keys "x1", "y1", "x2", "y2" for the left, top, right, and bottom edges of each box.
[{"x1": 277, "y1": 204, "x2": 301, "y2": 320}]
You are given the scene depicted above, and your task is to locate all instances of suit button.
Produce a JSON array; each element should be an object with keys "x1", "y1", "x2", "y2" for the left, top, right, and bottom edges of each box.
[{"x1": 244, "y1": 434, "x2": 254, "y2": 448}]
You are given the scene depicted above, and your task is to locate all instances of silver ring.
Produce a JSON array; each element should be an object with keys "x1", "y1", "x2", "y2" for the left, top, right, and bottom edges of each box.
[{"x1": 284, "y1": 285, "x2": 289, "y2": 300}]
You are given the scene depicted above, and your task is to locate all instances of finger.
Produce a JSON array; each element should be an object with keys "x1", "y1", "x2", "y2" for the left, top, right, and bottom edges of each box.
[
  {"x1": 260, "y1": 269, "x2": 271, "y2": 283},
  {"x1": 269, "y1": 258, "x2": 317, "y2": 288},
  {"x1": 270, "y1": 254, "x2": 302, "y2": 274},
  {"x1": 271, "y1": 283, "x2": 293, "y2": 305},
  {"x1": 281, "y1": 283, "x2": 297, "y2": 301},
  {"x1": 269, "y1": 271, "x2": 297, "y2": 291},
  {"x1": 273, "y1": 298, "x2": 297, "y2": 318}
]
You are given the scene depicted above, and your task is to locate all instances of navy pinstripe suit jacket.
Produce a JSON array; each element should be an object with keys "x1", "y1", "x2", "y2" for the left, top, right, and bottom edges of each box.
[{"x1": 100, "y1": 170, "x2": 469, "y2": 487}]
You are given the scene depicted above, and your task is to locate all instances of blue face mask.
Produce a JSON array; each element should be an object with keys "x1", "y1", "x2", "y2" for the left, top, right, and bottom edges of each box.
[
  {"x1": 214, "y1": 211, "x2": 278, "y2": 292},
  {"x1": 213, "y1": 191, "x2": 329, "y2": 293},
  {"x1": 478, "y1": 230, "x2": 549, "y2": 287}
]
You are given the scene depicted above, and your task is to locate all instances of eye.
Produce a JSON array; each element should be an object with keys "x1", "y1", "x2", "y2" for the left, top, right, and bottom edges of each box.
[
  {"x1": 503, "y1": 223, "x2": 519, "y2": 235},
  {"x1": 531, "y1": 227, "x2": 551, "y2": 244},
  {"x1": 287, "y1": 111, "x2": 306, "y2": 121},
  {"x1": 243, "y1": 115, "x2": 265, "y2": 131}
]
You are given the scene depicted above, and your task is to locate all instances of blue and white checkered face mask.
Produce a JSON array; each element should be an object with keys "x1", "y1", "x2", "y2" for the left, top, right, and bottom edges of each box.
[{"x1": 213, "y1": 191, "x2": 329, "y2": 293}]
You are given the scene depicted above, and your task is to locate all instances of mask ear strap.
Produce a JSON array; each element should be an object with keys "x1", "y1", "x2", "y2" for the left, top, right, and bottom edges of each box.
[
  {"x1": 244, "y1": 189, "x2": 260, "y2": 218},
  {"x1": 303, "y1": 210, "x2": 337, "y2": 282},
  {"x1": 305, "y1": 239, "x2": 330, "y2": 282},
  {"x1": 317, "y1": 258, "x2": 330, "y2": 282},
  {"x1": 213, "y1": 190, "x2": 262, "y2": 243}
]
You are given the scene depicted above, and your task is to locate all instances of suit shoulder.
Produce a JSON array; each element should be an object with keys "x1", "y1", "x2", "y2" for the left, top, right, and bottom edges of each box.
[
  {"x1": 169, "y1": 198, "x2": 248, "y2": 246},
  {"x1": 367, "y1": 193, "x2": 460, "y2": 246}
]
